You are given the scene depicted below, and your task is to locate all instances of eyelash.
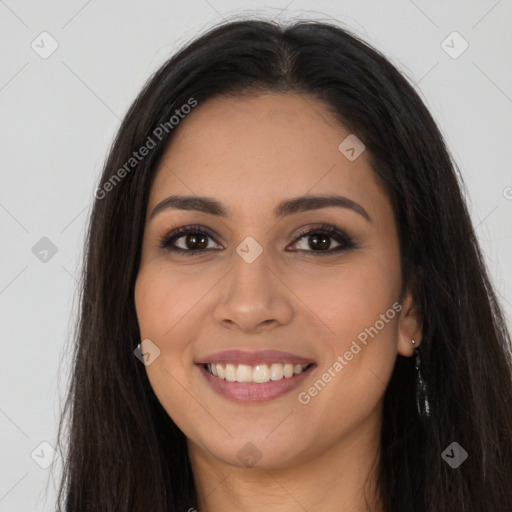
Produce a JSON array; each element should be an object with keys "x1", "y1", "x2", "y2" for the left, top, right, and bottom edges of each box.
[{"x1": 157, "y1": 223, "x2": 358, "y2": 257}]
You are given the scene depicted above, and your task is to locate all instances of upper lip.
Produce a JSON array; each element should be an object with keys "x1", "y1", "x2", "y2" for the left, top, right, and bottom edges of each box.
[{"x1": 196, "y1": 349, "x2": 315, "y2": 366}]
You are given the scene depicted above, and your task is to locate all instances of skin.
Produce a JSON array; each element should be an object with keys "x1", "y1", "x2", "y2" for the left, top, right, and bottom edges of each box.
[{"x1": 134, "y1": 93, "x2": 422, "y2": 511}]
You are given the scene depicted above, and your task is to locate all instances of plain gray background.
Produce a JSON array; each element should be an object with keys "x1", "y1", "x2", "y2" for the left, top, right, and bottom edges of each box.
[{"x1": 1, "y1": 1, "x2": 511, "y2": 510}]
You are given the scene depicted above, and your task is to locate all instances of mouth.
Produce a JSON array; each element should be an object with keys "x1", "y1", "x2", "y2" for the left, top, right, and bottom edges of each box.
[
  {"x1": 202, "y1": 362, "x2": 314, "y2": 383},
  {"x1": 195, "y1": 350, "x2": 316, "y2": 403}
]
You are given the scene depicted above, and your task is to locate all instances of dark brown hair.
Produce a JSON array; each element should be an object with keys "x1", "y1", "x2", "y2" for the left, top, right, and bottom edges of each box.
[{"x1": 54, "y1": 18, "x2": 512, "y2": 511}]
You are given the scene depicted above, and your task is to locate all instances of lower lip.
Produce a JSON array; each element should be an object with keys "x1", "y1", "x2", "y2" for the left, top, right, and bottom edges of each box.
[{"x1": 197, "y1": 364, "x2": 315, "y2": 403}]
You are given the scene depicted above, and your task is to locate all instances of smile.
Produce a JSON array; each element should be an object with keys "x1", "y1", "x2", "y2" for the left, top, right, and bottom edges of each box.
[
  {"x1": 204, "y1": 362, "x2": 311, "y2": 383},
  {"x1": 196, "y1": 349, "x2": 316, "y2": 403}
]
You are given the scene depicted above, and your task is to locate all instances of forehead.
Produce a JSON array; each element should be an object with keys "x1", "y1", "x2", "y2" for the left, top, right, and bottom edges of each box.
[{"x1": 148, "y1": 93, "x2": 389, "y2": 223}]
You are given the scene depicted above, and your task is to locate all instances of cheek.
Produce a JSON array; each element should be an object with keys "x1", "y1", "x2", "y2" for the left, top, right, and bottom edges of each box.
[
  {"x1": 289, "y1": 255, "x2": 399, "y2": 346},
  {"x1": 134, "y1": 267, "x2": 202, "y2": 432},
  {"x1": 293, "y1": 256, "x2": 400, "y2": 404},
  {"x1": 330, "y1": 272, "x2": 398, "y2": 347},
  {"x1": 134, "y1": 267, "x2": 196, "y2": 385},
  {"x1": 135, "y1": 264, "x2": 208, "y2": 341}
]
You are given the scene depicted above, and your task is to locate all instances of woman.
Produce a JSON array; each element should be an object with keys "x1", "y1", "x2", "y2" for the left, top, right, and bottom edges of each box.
[{"x1": 54, "y1": 18, "x2": 512, "y2": 511}]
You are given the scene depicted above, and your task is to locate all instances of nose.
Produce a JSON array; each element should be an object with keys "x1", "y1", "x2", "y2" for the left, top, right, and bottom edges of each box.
[{"x1": 212, "y1": 251, "x2": 294, "y2": 333}]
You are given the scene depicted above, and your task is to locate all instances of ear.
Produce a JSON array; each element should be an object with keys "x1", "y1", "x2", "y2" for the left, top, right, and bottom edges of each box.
[{"x1": 397, "y1": 288, "x2": 423, "y2": 357}]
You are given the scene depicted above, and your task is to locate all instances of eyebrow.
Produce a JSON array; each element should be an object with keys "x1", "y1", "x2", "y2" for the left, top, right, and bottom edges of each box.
[{"x1": 149, "y1": 194, "x2": 371, "y2": 222}]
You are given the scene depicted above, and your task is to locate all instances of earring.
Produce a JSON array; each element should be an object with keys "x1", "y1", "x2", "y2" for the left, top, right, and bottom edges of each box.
[{"x1": 411, "y1": 339, "x2": 431, "y2": 418}]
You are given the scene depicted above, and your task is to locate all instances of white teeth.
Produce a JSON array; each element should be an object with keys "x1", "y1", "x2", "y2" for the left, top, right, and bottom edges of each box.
[
  {"x1": 283, "y1": 363, "x2": 294, "y2": 378},
  {"x1": 270, "y1": 363, "x2": 284, "y2": 381},
  {"x1": 206, "y1": 362, "x2": 310, "y2": 382},
  {"x1": 225, "y1": 363, "x2": 236, "y2": 382},
  {"x1": 253, "y1": 364, "x2": 270, "y2": 383},
  {"x1": 236, "y1": 364, "x2": 253, "y2": 383}
]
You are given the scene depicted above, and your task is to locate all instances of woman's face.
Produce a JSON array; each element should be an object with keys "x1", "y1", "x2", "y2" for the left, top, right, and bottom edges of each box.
[{"x1": 134, "y1": 93, "x2": 421, "y2": 470}]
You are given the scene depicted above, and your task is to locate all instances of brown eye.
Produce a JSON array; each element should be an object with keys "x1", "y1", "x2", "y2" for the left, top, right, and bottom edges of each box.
[
  {"x1": 158, "y1": 223, "x2": 358, "y2": 257},
  {"x1": 295, "y1": 232, "x2": 340, "y2": 251},
  {"x1": 158, "y1": 225, "x2": 222, "y2": 255},
  {"x1": 287, "y1": 224, "x2": 357, "y2": 255},
  {"x1": 176, "y1": 232, "x2": 209, "y2": 250}
]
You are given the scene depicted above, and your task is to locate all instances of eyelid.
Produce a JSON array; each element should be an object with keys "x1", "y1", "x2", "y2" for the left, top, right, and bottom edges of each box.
[
  {"x1": 157, "y1": 222, "x2": 358, "y2": 255},
  {"x1": 286, "y1": 223, "x2": 357, "y2": 255},
  {"x1": 157, "y1": 223, "x2": 221, "y2": 250}
]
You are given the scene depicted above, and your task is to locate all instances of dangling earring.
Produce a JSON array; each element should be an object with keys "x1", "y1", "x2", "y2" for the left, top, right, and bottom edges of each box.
[{"x1": 411, "y1": 339, "x2": 431, "y2": 418}]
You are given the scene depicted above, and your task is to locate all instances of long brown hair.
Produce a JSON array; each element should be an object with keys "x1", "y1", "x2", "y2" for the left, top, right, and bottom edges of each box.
[{"x1": 54, "y1": 18, "x2": 512, "y2": 511}]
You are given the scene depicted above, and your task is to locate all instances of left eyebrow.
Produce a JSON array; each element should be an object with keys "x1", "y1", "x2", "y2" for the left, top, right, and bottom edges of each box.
[
  {"x1": 149, "y1": 194, "x2": 371, "y2": 223},
  {"x1": 273, "y1": 194, "x2": 371, "y2": 222}
]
